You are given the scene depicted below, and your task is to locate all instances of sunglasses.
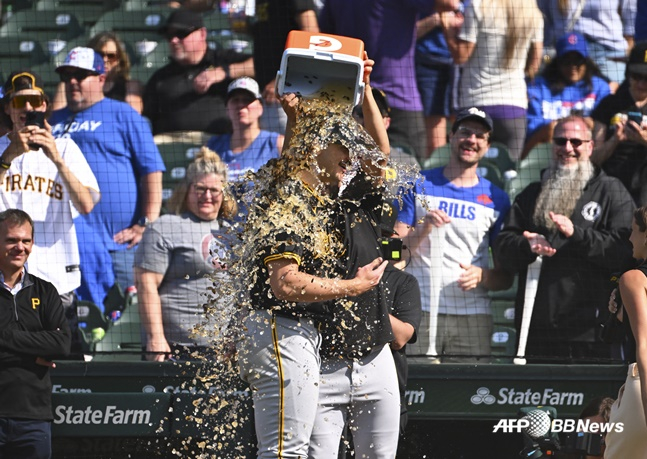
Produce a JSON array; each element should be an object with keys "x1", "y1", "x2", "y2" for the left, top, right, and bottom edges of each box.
[
  {"x1": 553, "y1": 137, "x2": 591, "y2": 147},
  {"x1": 100, "y1": 51, "x2": 119, "y2": 62},
  {"x1": 630, "y1": 73, "x2": 647, "y2": 83},
  {"x1": 11, "y1": 94, "x2": 45, "y2": 109},
  {"x1": 59, "y1": 70, "x2": 95, "y2": 83},
  {"x1": 560, "y1": 55, "x2": 586, "y2": 67},
  {"x1": 164, "y1": 27, "x2": 197, "y2": 40}
]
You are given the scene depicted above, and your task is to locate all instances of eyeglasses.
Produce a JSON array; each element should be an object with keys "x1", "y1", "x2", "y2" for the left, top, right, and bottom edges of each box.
[
  {"x1": 100, "y1": 51, "x2": 119, "y2": 63},
  {"x1": 164, "y1": 27, "x2": 197, "y2": 40},
  {"x1": 553, "y1": 137, "x2": 592, "y2": 147},
  {"x1": 11, "y1": 94, "x2": 45, "y2": 109},
  {"x1": 59, "y1": 70, "x2": 95, "y2": 83},
  {"x1": 6, "y1": 72, "x2": 44, "y2": 97},
  {"x1": 192, "y1": 184, "x2": 223, "y2": 197},
  {"x1": 456, "y1": 126, "x2": 489, "y2": 140},
  {"x1": 630, "y1": 73, "x2": 647, "y2": 83}
]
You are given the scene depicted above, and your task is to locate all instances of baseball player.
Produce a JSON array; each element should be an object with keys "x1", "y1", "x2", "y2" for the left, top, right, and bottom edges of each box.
[
  {"x1": 0, "y1": 70, "x2": 100, "y2": 356},
  {"x1": 237, "y1": 55, "x2": 391, "y2": 459}
]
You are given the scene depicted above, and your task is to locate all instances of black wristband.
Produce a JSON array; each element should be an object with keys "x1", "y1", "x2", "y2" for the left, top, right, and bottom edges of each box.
[{"x1": 0, "y1": 157, "x2": 11, "y2": 170}]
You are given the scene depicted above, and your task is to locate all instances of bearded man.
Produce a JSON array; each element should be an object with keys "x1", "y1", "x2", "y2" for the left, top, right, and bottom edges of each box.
[{"x1": 494, "y1": 115, "x2": 635, "y2": 362}]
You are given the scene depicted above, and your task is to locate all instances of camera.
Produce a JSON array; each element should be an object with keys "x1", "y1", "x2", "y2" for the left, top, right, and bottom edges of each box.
[
  {"x1": 25, "y1": 111, "x2": 45, "y2": 151},
  {"x1": 379, "y1": 237, "x2": 403, "y2": 261}
]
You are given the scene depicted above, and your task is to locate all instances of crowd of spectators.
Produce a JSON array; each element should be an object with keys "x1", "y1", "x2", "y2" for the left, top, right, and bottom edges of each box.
[{"x1": 0, "y1": 0, "x2": 645, "y2": 366}]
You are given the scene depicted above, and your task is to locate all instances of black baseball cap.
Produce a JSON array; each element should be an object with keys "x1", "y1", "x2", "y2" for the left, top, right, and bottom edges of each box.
[
  {"x1": 452, "y1": 107, "x2": 494, "y2": 133},
  {"x1": 160, "y1": 9, "x2": 204, "y2": 35},
  {"x1": 628, "y1": 41, "x2": 647, "y2": 75},
  {"x1": 2, "y1": 70, "x2": 45, "y2": 100}
]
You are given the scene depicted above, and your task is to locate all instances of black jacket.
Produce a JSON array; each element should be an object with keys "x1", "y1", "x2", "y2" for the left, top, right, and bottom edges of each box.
[
  {"x1": 494, "y1": 168, "x2": 635, "y2": 340},
  {"x1": 0, "y1": 272, "x2": 71, "y2": 420}
]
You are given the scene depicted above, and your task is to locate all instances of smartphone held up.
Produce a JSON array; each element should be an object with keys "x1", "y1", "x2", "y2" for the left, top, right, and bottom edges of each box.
[{"x1": 25, "y1": 111, "x2": 45, "y2": 151}]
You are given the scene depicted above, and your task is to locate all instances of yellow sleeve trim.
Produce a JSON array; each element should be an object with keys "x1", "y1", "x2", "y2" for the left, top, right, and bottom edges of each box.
[{"x1": 264, "y1": 252, "x2": 302, "y2": 266}]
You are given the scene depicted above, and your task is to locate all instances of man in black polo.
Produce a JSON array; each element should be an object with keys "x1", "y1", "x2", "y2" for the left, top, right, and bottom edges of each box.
[
  {"x1": 143, "y1": 8, "x2": 254, "y2": 135},
  {"x1": 0, "y1": 209, "x2": 70, "y2": 458}
]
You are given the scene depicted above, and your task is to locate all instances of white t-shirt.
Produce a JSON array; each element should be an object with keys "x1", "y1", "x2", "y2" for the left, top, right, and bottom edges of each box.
[
  {"x1": 0, "y1": 136, "x2": 100, "y2": 294},
  {"x1": 458, "y1": 0, "x2": 543, "y2": 109}
]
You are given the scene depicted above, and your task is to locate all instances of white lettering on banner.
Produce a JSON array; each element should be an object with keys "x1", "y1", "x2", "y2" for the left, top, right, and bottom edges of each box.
[
  {"x1": 405, "y1": 390, "x2": 425, "y2": 405},
  {"x1": 492, "y1": 418, "x2": 531, "y2": 433},
  {"x1": 551, "y1": 419, "x2": 624, "y2": 433},
  {"x1": 497, "y1": 388, "x2": 584, "y2": 406},
  {"x1": 493, "y1": 418, "x2": 624, "y2": 434},
  {"x1": 470, "y1": 387, "x2": 584, "y2": 406},
  {"x1": 52, "y1": 384, "x2": 92, "y2": 393},
  {"x1": 309, "y1": 35, "x2": 342, "y2": 52},
  {"x1": 53, "y1": 405, "x2": 151, "y2": 425}
]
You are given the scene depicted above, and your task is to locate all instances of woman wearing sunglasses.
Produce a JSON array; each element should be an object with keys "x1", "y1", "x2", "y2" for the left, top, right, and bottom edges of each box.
[
  {"x1": 52, "y1": 32, "x2": 144, "y2": 114},
  {"x1": 0, "y1": 70, "x2": 100, "y2": 357}
]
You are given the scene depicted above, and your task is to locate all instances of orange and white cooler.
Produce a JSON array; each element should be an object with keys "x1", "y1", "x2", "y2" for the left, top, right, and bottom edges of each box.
[{"x1": 276, "y1": 30, "x2": 365, "y2": 106}]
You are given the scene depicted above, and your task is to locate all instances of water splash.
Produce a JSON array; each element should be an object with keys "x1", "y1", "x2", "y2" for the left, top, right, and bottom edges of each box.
[{"x1": 164, "y1": 97, "x2": 421, "y2": 457}]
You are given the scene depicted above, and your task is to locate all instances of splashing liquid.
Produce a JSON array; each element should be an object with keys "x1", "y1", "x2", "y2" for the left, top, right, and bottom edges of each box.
[{"x1": 164, "y1": 97, "x2": 420, "y2": 458}]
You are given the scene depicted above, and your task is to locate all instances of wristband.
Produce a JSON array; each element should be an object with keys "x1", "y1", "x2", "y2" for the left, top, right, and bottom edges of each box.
[{"x1": 0, "y1": 157, "x2": 11, "y2": 170}]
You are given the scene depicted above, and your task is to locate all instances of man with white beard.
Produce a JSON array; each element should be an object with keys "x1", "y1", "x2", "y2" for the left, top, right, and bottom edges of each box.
[{"x1": 495, "y1": 115, "x2": 635, "y2": 362}]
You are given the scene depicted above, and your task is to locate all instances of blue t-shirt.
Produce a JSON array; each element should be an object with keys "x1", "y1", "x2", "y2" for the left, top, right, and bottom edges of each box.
[
  {"x1": 526, "y1": 76, "x2": 611, "y2": 139},
  {"x1": 397, "y1": 167, "x2": 510, "y2": 314},
  {"x1": 50, "y1": 98, "x2": 165, "y2": 305},
  {"x1": 207, "y1": 130, "x2": 281, "y2": 182}
]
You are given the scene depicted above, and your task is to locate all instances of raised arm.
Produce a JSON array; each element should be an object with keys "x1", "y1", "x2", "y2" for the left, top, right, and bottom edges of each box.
[{"x1": 267, "y1": 257, "x2": 387, "y2": 302}]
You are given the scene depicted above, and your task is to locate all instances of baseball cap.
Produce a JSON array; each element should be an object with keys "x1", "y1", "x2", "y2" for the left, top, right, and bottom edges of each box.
[
  {"x1": 628, "y1": 41, "x2": 647, "y2": 75},
  {"x1": 2, "y1": 70, "x2": 45, "y2": 99},
  {"x1": 226, "y1": 77, "x2": 262, "y2": 102},
  {"x1": 56, "y1": 47, "x2": 105, "y2": 75},
  {"x1": 556, "y1": 32, "x2": 588, "y2": 58},
  {"x1": 161, "y1": 9, "x2": 204, "y2": 35},
  {"x1": 452, "y1": 107, "x2": 494, "y2": 133}
]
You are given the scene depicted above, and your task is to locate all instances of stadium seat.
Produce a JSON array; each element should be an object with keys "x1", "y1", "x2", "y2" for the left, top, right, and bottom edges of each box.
[
  {"x1": 206, "y1": 31, "x2": 253, "y2": 56},
  {"x1": 0, "y1": 37, "x2": 49, "y2": 70},
  {"x1": 484, "y1": 141, "x2": 516, "y2": 176},
  {"x1": 93, "y1": 289, "x2": 142, "y2": 361},
  {"x1": 0, "y1": 10, "x2": 85, "y2": 42},
  {"x1": 202, "y1": 10, "x2": 230, "y2": 32},
  {"x1": 476, "y1": 158, "x2": 504, "y2": 189},
  {"x1": 13, "y1": 0, "x2": 38, "y2": 11},
  {"x1": 129, "y1": 38, "x2": 169, "y2": 83},
  {"x1": 156, "y1": 142, "x2": 203, "y2": 205},
  {"x1": 76, "y1": 300, "x2": 109, "y2": 354},
  {"x1": 420, "y1": 144, "x2": 451, "y2": 170},
  {"x1": 491, "y1": 325, "x2": 516, "y2": 363},
  {"x1": 505, "y1": 143, "x2": 552, "y2": 200},
  {"x1": 491, "y1": 299, "x2": 515, "y2": 326},
  {"x1": 35, "y1": 0, "x2": 121, "y2": 28},
  {"x1": 120, "y1": 0, "x2": 171, "y2": 10},
  {"x1": 90, "y1": 8, "x2": 171, "y2": 40},
  {"x1": 518, "y1": 141, "x2": 552, "y2": 172}
]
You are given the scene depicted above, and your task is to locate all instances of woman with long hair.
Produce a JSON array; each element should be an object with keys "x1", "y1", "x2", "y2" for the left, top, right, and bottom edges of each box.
[{"x1": 442, "y1": 0, "x2": 544, "y2": 160}]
